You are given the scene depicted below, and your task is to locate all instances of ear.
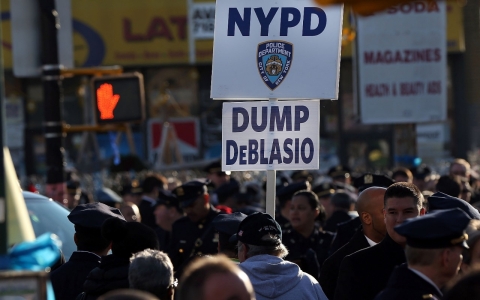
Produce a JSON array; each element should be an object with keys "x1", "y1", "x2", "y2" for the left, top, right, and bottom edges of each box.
[
  {"x1": 361, "y1": 212, "x2": 372, "y2": 225},
  {"x1": 314, "y1": 208, "x2": 320, "y2": 218},
  {"x1": 204, "y1": 193, "x2": 210, "y2": 204},
  {"x1": 440, "y1": 248, "x2": 450, "y2": 267},
  {"x1": 383, "y1": 208, "x2": 387, "y2": 222},
  {"x1": 74, "y1": 233, "x2": 79, "y2": 246},
  {"x1": 419, "y1": 207, "x2": 426, "y2": 216}
]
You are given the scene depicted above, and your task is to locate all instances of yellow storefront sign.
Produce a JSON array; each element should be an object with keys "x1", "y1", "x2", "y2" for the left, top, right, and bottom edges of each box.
[{"x1": 0, "y1": 0, "x2": 465, "y2": 69}]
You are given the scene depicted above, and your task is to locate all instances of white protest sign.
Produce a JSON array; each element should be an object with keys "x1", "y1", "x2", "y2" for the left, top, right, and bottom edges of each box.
[
  {"x1": 222, "y1": 100, "x2": 319, "y2": 171},
  {"x1": 211, "y1": 0, "x2": 343, "y2": 100},
  {"x1": 357, "y1": 1, "x2": 447, "y2": 124}
]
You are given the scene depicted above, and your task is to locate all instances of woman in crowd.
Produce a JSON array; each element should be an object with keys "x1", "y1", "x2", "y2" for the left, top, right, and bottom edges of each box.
[{"x1": 282, "y1": 190, "x2": 334, "y2": 279}]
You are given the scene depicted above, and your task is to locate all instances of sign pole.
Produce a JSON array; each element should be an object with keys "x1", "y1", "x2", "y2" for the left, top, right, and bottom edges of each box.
[
  {"x1": 266, "y1": 98, "x2": 278, "y2": 217},
  {"x1": 266, "y1": 170, "x2": 276, "y2": 217}
]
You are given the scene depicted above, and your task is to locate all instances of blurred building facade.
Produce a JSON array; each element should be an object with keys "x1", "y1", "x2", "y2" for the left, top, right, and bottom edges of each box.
[{"x1": 1, "y1": 0, "x2": 478, "y2": 179}]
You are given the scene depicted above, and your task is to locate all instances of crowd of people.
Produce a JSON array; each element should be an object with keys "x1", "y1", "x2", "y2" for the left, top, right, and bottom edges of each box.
[{"x1": 46, "y1": 158, "x2": 480, "y2": 299}]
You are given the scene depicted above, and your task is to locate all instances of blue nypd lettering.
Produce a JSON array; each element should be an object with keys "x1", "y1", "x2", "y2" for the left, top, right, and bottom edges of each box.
[
  {"x1": 226, "y1": 105, "x2": 314, "y2": 166},
  {"x1": 227, "y1": 7, "x2": 327, "y2": 37},
  {"x1": 257, "y1": 41, "x2": 293, "y2": 90}
]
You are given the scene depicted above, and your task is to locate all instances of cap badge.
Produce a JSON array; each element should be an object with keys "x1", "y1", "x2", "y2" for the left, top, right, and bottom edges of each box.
[
  {"x1": 336, "y1": 165, "x2": 342, "y2": 171},
  {"x1": 364, "y1": 174, "x2": 373, "y2": 184},
  {"x1": 177, "y1": 187, "x2": 184, "y2": 196}
]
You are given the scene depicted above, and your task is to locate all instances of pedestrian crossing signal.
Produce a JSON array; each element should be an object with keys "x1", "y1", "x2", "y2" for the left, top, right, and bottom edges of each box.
[{"x1": 92, "y1": 73, "x2": 145, "y2": 124}]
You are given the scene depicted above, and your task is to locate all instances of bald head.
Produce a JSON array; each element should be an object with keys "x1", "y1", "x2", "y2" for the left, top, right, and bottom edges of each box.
[
  {"x1": 356, "y1": 187, "x2": 386, "y2": 214},
  {"x1": 356, "y1": 187, "x2": 387, "y2": 243}
]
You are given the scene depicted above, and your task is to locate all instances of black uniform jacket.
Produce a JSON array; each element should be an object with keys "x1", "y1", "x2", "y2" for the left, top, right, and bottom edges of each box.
[
  {"x1": 324, "y1": 210, "x2": 353, "y2": 232},
  {"x1": 168, "y1": 206, "x2": 221, "y2": 275},
  {"x1": 50, "y1": 251, "x2": 101, "y2": 300},
  {"x1": 334, "y1": 234, "x2": 406, "y2": 300},
  {"x1": 282, "y1": 226, "x2": 334, "y2": 279},
  {"x1": 329, "y1": 217, "x2": 361, "y2": 254},
  {"x1": 319, "y1": 227, "x2": 370, "y2": 300},
  {"x1": 375, "y1": 264, "x2": 442, "y2": 300}
]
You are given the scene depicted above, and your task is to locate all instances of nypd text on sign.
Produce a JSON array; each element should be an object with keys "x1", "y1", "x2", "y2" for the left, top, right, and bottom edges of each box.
[
  {"x1": 222, "y1": 101, "x2": 320, "y2": 171},
  {"x1": 211, "y1": 0, "x2": 343, "y2": 100}
]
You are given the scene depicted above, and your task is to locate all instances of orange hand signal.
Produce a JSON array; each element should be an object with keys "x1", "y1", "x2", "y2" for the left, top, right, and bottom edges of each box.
[{"x1": 97, "y1": 83, "x2": 120, "y2": 120}]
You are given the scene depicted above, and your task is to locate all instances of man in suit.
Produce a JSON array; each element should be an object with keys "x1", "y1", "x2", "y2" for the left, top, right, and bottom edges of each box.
[
  {"x1": 140, "y1": 174, "x2": 167, "y2": 229},
  {"x1": 376, "y1": 208, "x2": 471, "y2": 300},
  {"x1": 320, "y1": 187, "x2": 387, "y2": 299},
  {"x1": 334, "y1": 182, "x2": 426, "y2": 300},
  {"x1": 50, "y1": 202, "x2": 126, "y2": 300}
]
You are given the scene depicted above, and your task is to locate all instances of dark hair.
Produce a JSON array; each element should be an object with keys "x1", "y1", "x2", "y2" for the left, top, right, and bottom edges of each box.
[
  {"x1": 75, "y1": 225, "x2": 110, "y2": 252},
  {"x1": 102, "y1": 218, "x2": 160, "y2": 259},
  {"x1": 392, "y1": 167, "x2": 413, "y2": 181},
  {"x1": 330, "y1": 191, "x2": 352, "y2": 210},
  {"x1": 436, "y1": 175, "x2": 461, "y2": 197},
  {"x1": 292, "y1": 190, "x2": 320, "y2": 210},
  {"x1": 384, "y1": 182, "x2": 423, "y2": 209},
  {"x1": 142, "y1": 174, "x2": 167, "y2": 193}
]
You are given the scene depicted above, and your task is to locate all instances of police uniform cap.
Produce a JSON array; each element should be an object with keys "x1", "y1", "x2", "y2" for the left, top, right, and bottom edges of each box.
[
  {"x1": 68, "y1": 202, "x2": 126, "y2": 228},
  {"x1": 331, "y1": 191, "x2": 354, "y2": 209},
  {"x1": 394, "y1": 208, "x2": 472, "y2": 249},
  {"x1": 120, "y1": 179, "x2": 143, "y2": 196},
  {"x1": 277, "y1": 181, "x2": 310, "y2": 203},
  {"x1": 428, "y1": 192, "x2": 480, "y2": 220},
  {"x1": 216, "y1": 180, "x2": 240, "y2": 203},
  {"x1": 172, "y1": 179, "x2": 209, "y2": 208},
  {"x1": 212, "y1": 212, "x2": 247, "y2": 236},
  {"x1": 312, "y1": 182, "x2": 336, "y2": 198},
  {"x1": 328, "y1": 165, "x2": 351, "y2": 179},
  {"x1": 353, "y1": 173, "x2": 395, "y2": 193},
  {"x1": 155, "y1": 189, "x2": 179, "y2": 208},
  {"x1": 96, "y1": 187, "x2": 123, "y2": 204},
  {"x1": 203, "y1": 159, "x2": 225, "y2": 175},
  {"x1": 290, "y1": 170, "x2": 314, "y2": 183},
  {"x1": 229, "y1": 212, "x2": 282, "y2": 246}
]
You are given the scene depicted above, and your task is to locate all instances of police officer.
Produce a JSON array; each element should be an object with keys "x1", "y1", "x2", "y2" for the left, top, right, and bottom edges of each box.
[
  {"x1": 282, "y1": 190, "x2": 334, "y2": 279},
  {"x1": 276, "y1": 181, "x2": 310, "y2": 230},
  {"x1": 50, "y1": 202, "x2": 126, "y2": 300},
  {"x1": 212, "y1": 212, "x2": 247, "y2": 262},
  {"x1": 375, "y1": 208, "x2": 471, "y2": 300},
  {"x1": 168, "y1": 179, "x2": 222, "y2": 275},
  {"x1": 153, "y1": 189, "x2": 184, "y2": 252}
]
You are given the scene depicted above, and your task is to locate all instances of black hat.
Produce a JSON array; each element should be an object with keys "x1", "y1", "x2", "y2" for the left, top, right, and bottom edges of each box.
[
  {"x1": 172, "y1": 179, "x2": 209, "y2": 208},
  {"x1": 229, "y1": 212, "x2": 282, "y2": 246},
  {"x1": 428, "y1": 192, "x2": 480, "y2": 220},
  {"x1": 203, "y1": 159, "x2": 225, "y2": 175},
  {"x1": 96, "y1": 187, "x2": 123, "y2": 204},
  {"x1": 331, "y1": 191, "x2": 354, "y2": 209},
  {"x1": 68, "y1": 202, "x2": 126, "y2": 228},
  {"x1": 277, "y1": 181, "x2": 310, "y2": 203},
  {"x1": 328, "y1": 165, "x2": 351, "y2": 179},
  {"x1": 155, "y1": 189, "x2": 179, "y2": 208},
  {"x1": 290, "y1": 170, "x2": 314, "y2": 183},
  {"x1": 212, "y1": 212, "x2": 247, "y2": 236},
  {"x1": 353, "y1": 173, "x2": 395, "y2": 192},
  {"x1": 394, "y1": 208, "x2": 471, "y2": 249},
  {"x1": 410, "y1": 164, "x2": 432, "y2": 180},
  {"x1": 216, "y1": 180, "x2": 240, "y2": 204},
  {"x1": 312, "y1": 182, "x2": 336, "y2": 198},
  {"x1": 120, "y1": 179, "x2": 143, "y2": 196}
]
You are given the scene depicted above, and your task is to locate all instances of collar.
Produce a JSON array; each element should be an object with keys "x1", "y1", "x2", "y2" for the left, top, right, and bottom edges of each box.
[
  {"x1": 74, "y1": 250, "x2": 101, "y2": 259},
  {"x1": 364, "y1": 235, "x2": 378, "y2": 247},
  {"x1": 408, "y1": 267, "x2": 443, "y2": 296}
]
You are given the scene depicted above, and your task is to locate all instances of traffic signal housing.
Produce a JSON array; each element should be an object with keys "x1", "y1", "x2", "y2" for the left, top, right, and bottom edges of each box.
[{"x1": 92, "y1": 72, "x2": 145, "y2": 124}]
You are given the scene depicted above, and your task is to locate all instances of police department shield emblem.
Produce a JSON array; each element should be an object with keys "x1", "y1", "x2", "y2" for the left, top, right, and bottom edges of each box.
[{"x1": 257, "y1": 41, "x2": 293, "y2": 90}]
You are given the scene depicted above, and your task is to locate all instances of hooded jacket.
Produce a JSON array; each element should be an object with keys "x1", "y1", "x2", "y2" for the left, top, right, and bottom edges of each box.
[{"x1": 239, "y1": 254, "x2": 328, "y2": 300}]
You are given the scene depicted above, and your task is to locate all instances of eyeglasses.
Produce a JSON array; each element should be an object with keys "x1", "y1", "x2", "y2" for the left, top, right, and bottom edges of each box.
[{"x1": 167, "y1": 278, "x2": 178, "y2": 290}]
